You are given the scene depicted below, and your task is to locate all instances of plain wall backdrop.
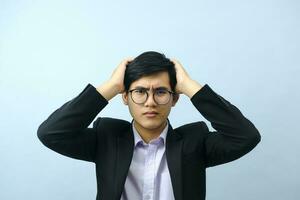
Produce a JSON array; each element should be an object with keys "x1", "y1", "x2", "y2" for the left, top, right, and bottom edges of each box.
[{"x1": 0, "y1": 0, "x2": 299, "y2": 199}]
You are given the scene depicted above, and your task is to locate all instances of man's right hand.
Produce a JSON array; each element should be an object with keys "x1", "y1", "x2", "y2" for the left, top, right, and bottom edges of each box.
[{"x1": 96, "y1": 57, "x2": 134, "y2": 101}]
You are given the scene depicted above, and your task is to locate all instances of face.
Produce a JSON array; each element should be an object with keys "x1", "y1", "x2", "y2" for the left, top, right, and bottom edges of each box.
[{"x1": 122, "y1": 71, "x2": 179, "y2": 133}]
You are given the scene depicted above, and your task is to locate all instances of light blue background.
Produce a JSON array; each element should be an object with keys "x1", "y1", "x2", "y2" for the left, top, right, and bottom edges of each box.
[{"x1": 1, "y1": 0, "x2": 299, "y2": 199}]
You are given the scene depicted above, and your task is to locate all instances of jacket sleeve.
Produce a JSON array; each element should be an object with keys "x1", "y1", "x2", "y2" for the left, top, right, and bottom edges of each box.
[
  {"x1": 37, "y1": 83, "x2": 108, "y2": 162},
  {"x1": 190, "y1": 84, "x2": 261, "y2": 167}
]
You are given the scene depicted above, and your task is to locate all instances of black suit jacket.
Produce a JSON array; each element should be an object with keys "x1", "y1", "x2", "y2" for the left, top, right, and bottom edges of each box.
[{"x1": 37, "y1": 83, "x2": 261, "y2": 200}]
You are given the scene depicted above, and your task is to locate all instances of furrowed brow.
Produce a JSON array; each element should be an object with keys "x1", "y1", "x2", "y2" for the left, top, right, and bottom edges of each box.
[
  {"x1": 155, "y1": 86, "x2": 169, "y2": 90},
  {"x1": 134, "y1": 86, "x2": 148, "y2": 90},
  {"x1": 133, "y1": 86, "x2": 170, "y2": 90}
]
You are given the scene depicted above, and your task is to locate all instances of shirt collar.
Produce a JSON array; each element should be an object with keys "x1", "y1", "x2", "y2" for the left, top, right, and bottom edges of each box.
[{"x1": 132, "y1": 120, "x2": 169, "y2": 146}]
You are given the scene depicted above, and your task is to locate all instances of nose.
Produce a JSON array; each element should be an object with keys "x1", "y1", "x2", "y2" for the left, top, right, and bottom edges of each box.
[{"x1": 144, "y1": 91, "x2": 157, "y2": 107}]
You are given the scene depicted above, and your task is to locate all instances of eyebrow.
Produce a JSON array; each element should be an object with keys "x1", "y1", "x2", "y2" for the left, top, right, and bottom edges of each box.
[{"x1": 133, "y1": 86, "x2": 170, "y2": 90}]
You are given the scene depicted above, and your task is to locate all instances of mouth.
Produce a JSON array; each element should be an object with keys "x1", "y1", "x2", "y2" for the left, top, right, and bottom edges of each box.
[{"x1": 143, "y1": 111, "x2": 158, "y2": 118}]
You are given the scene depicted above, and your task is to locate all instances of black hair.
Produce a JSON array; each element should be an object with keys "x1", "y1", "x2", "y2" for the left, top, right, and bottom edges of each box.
[{"x1": 124, "y1": 51, "x2": 177, "y2": 93}]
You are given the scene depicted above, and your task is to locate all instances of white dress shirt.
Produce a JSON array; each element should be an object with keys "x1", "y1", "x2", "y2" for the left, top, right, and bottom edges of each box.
[{"x1": 120, "y1": 120, "x2": 175, "y2": 200}]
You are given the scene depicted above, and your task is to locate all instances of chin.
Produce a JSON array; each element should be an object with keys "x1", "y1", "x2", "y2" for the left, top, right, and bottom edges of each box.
[{"x1": 140, "y1": 120, "x2": 165, "y2": 130}]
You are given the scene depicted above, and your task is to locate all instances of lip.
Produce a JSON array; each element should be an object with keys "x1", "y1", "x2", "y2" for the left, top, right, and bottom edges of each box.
[{"x1": 143, "y1": 111, "x2": 158, "y2": 117}]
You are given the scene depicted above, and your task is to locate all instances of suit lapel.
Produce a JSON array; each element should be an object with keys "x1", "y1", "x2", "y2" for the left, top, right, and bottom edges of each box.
[
  {"x1": 114, "y1": 127, "x2": 134, "y2": 200},
  {"x1": 166, "y1": 123, "x2": 183, "y2": 200}
]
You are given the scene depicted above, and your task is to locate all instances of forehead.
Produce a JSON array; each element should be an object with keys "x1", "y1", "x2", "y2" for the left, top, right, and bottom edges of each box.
[{"x1": 130, "y1": 71, "x2": 171, "y2": 89}]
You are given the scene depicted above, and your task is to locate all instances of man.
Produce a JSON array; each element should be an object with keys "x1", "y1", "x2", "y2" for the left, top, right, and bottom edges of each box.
[{"x1": 37, "y1": 51, "x2": 261, "y2": 200}]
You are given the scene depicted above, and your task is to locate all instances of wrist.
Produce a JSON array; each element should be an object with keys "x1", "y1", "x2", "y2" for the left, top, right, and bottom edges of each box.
[
  {"x1": 182, "y1": 79, "x2": 203, "y2": 98},
  {"x1": 96, "y1": 81, "x2": 120, "y2": 101}
]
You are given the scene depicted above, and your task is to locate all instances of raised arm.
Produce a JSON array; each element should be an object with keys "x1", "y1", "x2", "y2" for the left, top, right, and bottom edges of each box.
[
  {"x1": 171, "y1": 59, "x2": 261, "y2": 167},
  {"x1": 37, "y1": 58, "x2": 133, "y2": 162}
]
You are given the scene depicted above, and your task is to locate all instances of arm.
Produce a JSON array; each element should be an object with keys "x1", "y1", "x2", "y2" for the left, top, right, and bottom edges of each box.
[
  {"x1": 37, "y1": 58, "x2": 133, "y2": 162},
  {"x1": 171, "y1": 59, "x2": 261, "y2": 167},
  {"x1": 191, "y1": 84, "x2": 261, "y2": 167},
  {"x1": 37, "y1": 84, "x2": 108, "y2": 162}
]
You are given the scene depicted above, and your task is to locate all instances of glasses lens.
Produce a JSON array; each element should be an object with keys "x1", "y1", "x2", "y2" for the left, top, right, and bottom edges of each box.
[
  {"x1": 131, "y1": 89, "x2": 147, "y2": 104},
  {"x1": 131, "y1": 89, "x2": 172, "y2": 105},
  {"x1": 154, "y1": 90, "x2": 170, "y2": 104}
]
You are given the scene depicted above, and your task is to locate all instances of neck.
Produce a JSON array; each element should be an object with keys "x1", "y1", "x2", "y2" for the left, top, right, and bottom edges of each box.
[{"x1": 133, "y1": 120, "x2": 167, "y2": 143}]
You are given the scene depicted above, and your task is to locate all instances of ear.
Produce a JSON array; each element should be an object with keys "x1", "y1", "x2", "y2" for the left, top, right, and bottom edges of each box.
[
  {"x1": 171, "y1": 93, "x2": 180, "y2": 107},
  {"x1": 122, "y1": 91, "x2": 129, "y2": 105}
]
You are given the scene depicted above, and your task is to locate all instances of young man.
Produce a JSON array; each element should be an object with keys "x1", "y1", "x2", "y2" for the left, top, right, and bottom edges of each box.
[{"x1": 37, "y1": 51, "x2": 261, "y2": 200}]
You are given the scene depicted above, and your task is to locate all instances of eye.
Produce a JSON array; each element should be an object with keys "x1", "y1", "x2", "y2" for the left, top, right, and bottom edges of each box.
[
  {"x1": 134, "y1": 89, "x2": 146, "y2": 94},
  {"x1": 156, "y1": 89, "x2": 168, "y2": 96}
]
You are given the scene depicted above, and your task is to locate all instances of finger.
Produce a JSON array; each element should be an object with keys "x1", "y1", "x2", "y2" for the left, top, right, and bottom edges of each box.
[
  {"x1": 126, "y1": 57, "x2": 134, "y2": 62},
  {"x1": 170, "y1": 58, "x2": 178, "y2": 63}
]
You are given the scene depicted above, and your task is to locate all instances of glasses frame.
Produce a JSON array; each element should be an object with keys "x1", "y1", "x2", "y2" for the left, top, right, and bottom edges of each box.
[{"x1": 128, "y1": 87, "x2": 176, "y2": 105}]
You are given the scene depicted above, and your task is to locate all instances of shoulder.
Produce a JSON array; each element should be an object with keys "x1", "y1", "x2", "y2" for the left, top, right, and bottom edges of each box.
[
  {"x1": 173, "y1": 121, "x2": 209, "y2": 139},
  {"x1": 171, "y1": 121, "x2": 210, "y2": 154},
  {"x1": 92, "y1": 117, "x2": 131, "y2": 136}
]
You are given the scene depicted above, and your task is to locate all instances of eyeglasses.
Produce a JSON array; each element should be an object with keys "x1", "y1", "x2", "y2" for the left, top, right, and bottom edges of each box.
[{"x1": 129, "y1": 87, "x2": 175, "y2": 105}]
